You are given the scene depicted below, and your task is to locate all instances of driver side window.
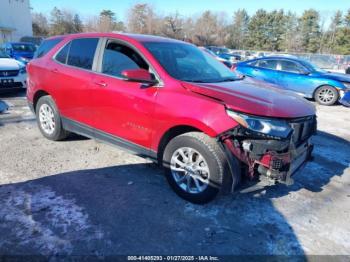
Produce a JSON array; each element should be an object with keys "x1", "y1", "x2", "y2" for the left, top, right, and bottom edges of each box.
[{"x1": 101, "y1": 41, "x2": 149, "y2": 78}]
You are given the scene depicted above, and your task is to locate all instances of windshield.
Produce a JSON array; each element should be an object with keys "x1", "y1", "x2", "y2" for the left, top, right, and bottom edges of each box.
[
  {"x1": 11, "y1": 43, "x2": 36, "y2": 52},
  {"x1": 0, "y1": 51, "x2": 10, "y2": 58},
  {"x1": 300, "y1": 59, "x2": 327, "y2": 73},
  {"x1": 143, "y1": 42, "x2": 241, "y2": 83}
]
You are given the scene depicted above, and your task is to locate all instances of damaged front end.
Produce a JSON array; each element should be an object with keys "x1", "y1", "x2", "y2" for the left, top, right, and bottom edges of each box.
[{"x1": 219, "y1": 110, "x2": 316, "y2": 186}]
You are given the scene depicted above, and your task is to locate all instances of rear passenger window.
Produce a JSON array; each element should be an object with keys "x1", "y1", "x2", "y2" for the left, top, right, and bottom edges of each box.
[
  {"x1": 34, "y1": 38, "x2": 63, "y2": 58},
  {"x1": 55, "y1": 42, "x2": 70, "y2": 64},
  {"x1": 257, "y1": 60, "x2": 278, "y2": 70},
  {"x1": 67, "y1": 38, "x2": 99, "y2": 70}
]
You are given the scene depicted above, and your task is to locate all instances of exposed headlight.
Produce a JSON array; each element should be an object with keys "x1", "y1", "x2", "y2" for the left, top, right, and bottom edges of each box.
[
  {"x1": 226, "y1": 109, "x2": 293, "y2": 139},
  {"x1": 19, "y1": 66, "x2": 26, "y2": 74}
]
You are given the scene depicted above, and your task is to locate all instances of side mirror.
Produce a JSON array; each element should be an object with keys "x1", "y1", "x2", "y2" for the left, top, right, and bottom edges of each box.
[{"x1": 121, "y1": 69, "x2": 158, "y2": 85}]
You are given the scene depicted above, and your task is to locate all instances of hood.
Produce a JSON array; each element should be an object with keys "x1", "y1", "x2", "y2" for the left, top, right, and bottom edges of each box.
[
  {"x1": 315, "y1": 71, "x2": 350, "y2": 82},
  {"x1": 181, "y1": 77, "x2": 315, "y2": 118},
  {"x1": 0, "y1": 58, "x2": 23, "y2": 70}
]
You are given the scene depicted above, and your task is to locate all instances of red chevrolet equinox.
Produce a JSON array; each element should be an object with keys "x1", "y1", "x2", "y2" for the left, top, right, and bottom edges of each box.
[{"x1": 27, "y1": 33, "x2": 316, "y2": 203}]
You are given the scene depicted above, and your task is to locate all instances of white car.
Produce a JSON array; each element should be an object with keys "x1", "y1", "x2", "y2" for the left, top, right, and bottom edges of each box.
[{"x1": 0, "y1": 50, "x2": 27, "y2": 90}]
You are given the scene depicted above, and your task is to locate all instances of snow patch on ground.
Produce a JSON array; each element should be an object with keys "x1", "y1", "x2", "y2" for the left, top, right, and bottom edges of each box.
[{"x1": 0, "y1": 184, "x2": 105, "y2": 255}]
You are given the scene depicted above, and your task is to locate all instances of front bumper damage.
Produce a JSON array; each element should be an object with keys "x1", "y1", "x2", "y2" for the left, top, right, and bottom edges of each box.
[
  {"x1": 219, "y1": 116, "x2": 316, "y2": 186},
  {"x1": 339, "y1": 90, "x2": 350, "y2": 107}
]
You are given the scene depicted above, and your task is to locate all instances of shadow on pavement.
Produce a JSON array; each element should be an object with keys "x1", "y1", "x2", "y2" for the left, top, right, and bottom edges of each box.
[{"x1": 0, "y1": 131, "x2": 348, "y2": 257}]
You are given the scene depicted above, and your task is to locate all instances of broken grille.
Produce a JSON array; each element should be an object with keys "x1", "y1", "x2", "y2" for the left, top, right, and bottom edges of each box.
[{"x1": 290, "y1": 116, "x2": 316, "y2": 147}]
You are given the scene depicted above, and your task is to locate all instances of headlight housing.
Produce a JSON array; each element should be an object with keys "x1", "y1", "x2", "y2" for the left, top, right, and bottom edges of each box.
[
  {"x1": 19, "y1": 66, "x2": 26, "y2": 74},
  {"x1": 226, "y1": 109, "x2": 293, "y2": 139}
]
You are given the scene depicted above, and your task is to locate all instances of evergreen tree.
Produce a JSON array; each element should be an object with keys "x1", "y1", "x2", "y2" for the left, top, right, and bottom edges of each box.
[
  {"x1": 228, "y1": 9, "x2": 249, "y2": 49},
  {"x1": 299, "y1": 9, "x2": 321, "y2": 53}
]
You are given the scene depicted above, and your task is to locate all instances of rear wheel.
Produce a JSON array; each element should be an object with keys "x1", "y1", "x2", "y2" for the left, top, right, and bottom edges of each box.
[
  {"x1": 163, "y1": 132, "x2": 240, "y2": 204},
  {"x1": 36, "y1": 95, "x2": 69, "y2": 141},
  {"x1": 314, "y1": 86, "x2": 338, "y2": 106}
]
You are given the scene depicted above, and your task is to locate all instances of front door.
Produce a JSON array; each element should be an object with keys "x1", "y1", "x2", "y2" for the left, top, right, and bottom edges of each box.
[
  {"x1": 91, "y1": 39, "x2": 159, "y2": 149},
  {"x1": 276, "y1": 60, "x2": 314, "y2": 96}
]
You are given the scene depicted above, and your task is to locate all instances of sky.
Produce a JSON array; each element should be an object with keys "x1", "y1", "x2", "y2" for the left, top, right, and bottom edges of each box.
[{"x1": 30, "y1": 0, "x2": 350, "y2": 23}]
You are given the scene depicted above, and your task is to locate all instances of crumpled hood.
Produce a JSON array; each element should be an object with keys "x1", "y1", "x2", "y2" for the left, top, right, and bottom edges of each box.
[
  {"x1": 316, "y1": 72, "x2": 350, "y2": 83},
  {"x1": 0, "y1": 58, "x2": 23, "y2": 70},
  {"x1": 181, "y1": 77, "x2": 315, "y2": 118}
]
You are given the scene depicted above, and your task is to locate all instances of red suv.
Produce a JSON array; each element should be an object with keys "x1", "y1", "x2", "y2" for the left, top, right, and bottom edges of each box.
[{"x1": 27, "y1": 33, "x2": 316, "y2": 203}]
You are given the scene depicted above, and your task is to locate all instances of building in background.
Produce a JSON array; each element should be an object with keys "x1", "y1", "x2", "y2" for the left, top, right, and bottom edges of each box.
[{"x1": 0, "y1": 0, "x2": 32, "y2": 44}]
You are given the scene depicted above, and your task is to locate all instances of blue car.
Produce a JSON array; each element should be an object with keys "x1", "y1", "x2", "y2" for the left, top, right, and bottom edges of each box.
[
  {"x1": 236, "y1": 56, "x2": 350, "y2": 106},
  {"x1": 1, "y1": 42, "x2": 36, "y2": 64}
]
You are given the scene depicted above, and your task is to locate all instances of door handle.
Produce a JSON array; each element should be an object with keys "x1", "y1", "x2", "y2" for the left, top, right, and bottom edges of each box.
[
  {"x1": 51, "y1": 68, "x2": 59, "y2": 73},
  {"x1": 94, "y1": 81, "x2": 108, "y2": 87}
]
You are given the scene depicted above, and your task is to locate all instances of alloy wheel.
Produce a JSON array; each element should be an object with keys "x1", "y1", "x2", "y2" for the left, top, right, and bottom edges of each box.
[
  {"x1": 170, "y1": 147, "x2": 210, "y2": 194},
  {"x1": 38, "y1": 104, "x2": 56, "y2": 135},
  {"x1": 318, "y1": 88, "x2": 335, "y2": 104}
]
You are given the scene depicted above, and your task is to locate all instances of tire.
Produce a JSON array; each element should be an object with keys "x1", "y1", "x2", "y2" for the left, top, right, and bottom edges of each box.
[
  {"x1": 35, "y1": 95, "x2": 69, "y2": 141},
  {"x1": 163, "y1": 132, "x2": 240, "y2": 204},
  {"x1": 314, "y1": 85, "x2": 338, "y2": 106}
]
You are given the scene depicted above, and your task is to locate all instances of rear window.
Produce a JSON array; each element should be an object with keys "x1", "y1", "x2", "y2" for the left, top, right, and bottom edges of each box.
[
  {"x1": 67, "y1": 38, "x2": 99, "y2": 70},
  {"x1": 55, "y1": 42, "x2": 71, "y2": 64},
  {"x1": 34, "y1": 38, "x2": 63, "y2": 58}
]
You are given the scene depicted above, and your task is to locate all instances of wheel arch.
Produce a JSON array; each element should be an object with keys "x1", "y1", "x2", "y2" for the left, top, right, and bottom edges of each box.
[
  {"x1": 156, "y1": 125, "x2": 203, "y2": 164},
  {"x1": 313, "y1": 84, "x2": 340, "y2": 100},
  {"x1": 33, "y1": 90, "x2": 50, "y2": 112}
]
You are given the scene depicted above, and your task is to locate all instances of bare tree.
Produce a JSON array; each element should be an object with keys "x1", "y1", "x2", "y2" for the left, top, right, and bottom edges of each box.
[
  {"x1": 32, "y1": 12, "x2": 49, "y2": 36},
  {"x1": 127, "y1": 3, "x2": 158, "y2": 34},
  {"x1": 194, "y1": 11, "x2": 226, "y2": 46},
  {"x1": 160, "y1": 12, "x2": 184, "y2": 39}
]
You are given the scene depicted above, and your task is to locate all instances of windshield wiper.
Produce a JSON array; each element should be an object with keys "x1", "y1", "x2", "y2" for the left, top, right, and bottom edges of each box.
[{"x1": 215, "y1": 76, "x2": 245, "y2": 82}]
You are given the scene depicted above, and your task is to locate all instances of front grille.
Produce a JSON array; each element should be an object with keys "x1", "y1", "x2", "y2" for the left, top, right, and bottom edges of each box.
[
  {"x1": 290, "y1": 116, "x2": 317, "y2": 146},
  {"x1": 0, "y1": 82, "x2": 23, "y2": 88},
  {"x1": 0, "y1": 70, "x2": 19, "y2": 77}
]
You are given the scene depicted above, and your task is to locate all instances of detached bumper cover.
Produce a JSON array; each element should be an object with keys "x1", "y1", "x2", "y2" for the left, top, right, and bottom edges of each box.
[{"x1": 339, "y1": 90, "x2": 350, "y2": 107}]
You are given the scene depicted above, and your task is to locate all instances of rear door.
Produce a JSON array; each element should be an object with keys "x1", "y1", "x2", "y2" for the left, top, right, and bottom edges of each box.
[{"x1": 49, "y1": 37, "x2": 100, "y2": 127}]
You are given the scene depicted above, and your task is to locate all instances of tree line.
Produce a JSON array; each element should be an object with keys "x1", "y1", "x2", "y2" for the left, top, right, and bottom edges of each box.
[{"x1": 32, "y1": 4, "x2": 350, "y2": 55}]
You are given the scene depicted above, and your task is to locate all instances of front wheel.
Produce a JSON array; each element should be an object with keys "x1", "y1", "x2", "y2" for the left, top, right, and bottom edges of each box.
[
  {"x1": 163, "y1": 132, "x2": 239, "y2": 204},
  {"x1": 314, "y1": 86, "x2": 338, "y2": 106}
]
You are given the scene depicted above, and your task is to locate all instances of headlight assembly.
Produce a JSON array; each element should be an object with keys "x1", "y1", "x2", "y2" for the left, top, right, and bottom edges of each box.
[
  {"x1": 226, "y1": 109, "x2": 293, "y2": 139},
  {"x1": 19, "y1": 67, "x2": 26, "y2": 74}
]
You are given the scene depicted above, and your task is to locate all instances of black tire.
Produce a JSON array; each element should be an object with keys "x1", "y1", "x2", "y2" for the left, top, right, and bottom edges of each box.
[
  {"x1": 163, "y1": 132, "x2": 240, "y2": 204},
  {"x1": 35, "y1": 95, "x2": 69, "y2": 141},
  {"x1": 314, "y1": 85, "x2": 338, "y2": 106}
]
